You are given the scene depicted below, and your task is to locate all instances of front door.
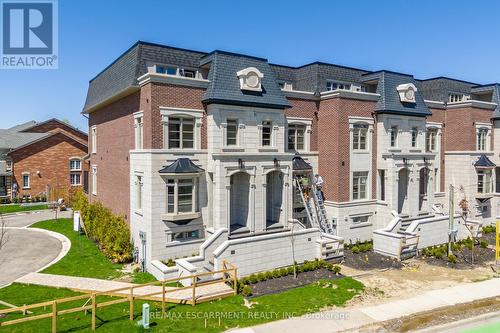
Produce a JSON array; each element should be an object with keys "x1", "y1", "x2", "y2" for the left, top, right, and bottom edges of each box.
[{"x1": 398, "y1": 168, "x2": 409, "y2": 214}]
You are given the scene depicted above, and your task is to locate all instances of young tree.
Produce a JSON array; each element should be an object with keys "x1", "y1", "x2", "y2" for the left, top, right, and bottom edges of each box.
[{"x1": 457, "y1": 186, "x2": 478, "y2": 265}]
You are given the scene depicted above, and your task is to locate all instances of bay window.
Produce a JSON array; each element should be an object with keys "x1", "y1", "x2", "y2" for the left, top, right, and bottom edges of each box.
[
  {"x1": 165, "y1": 178, "x2": 197, "y2": 216},
  {"x1": 477, "y1": 170, "x2": 492, "y2": 194}
]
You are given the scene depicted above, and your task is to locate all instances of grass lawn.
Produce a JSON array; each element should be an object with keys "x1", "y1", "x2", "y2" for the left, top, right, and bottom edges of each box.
[
  {"x1": 0, "y1": 277, "x2": 363, "y2": 332},
  {"x1": 0, "y1": 204, "x2": 48, "y2": 214},
  {"x1": 30, "y1": 218, "x2": 124, "y2": 280}
]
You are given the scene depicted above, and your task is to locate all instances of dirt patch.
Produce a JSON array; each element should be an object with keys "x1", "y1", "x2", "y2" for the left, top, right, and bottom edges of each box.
[
  {"x1": 420, "y1": 245, "x2": 495, "y2": 269},
  {"x1": 482, "y1": 232, "x2": 497, "y2": 246},
  {"x1": 248, "y1": 268, "x2": 343, "y2": 297},
  {"x1": 361, "y1": 296, "x2": 500, "y2": 333},
  {"x1": 341, "y1": 249, "x2": 403, "y2": 271}
]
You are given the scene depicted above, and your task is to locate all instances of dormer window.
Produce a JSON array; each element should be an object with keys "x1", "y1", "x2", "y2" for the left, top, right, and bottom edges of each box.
[
  {"x1": 237, "y1": 67, "x2": 264, "y2": 92},
  {"x1": 156, "y1": 66, "x2": 200, "y2": 79},
  {"x1": 448, "y1": 93, "x2": 470, "y2": 103},
  {"x1": 396, "y1": 83, "x2": 417, "y2": 103},
  {"x1": 326, "y1": 81, "x2": 351, "y2": 91},
  {"x1": 156, "y1": 66, "x2": 177, "y2": 75}
]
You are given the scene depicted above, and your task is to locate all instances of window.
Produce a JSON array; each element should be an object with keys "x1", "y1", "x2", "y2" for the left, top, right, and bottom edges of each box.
[
  {"x1": 70, "y1": 173, "x2": 81, "y2": 186},
  {"x1": 449, "y1": 93, "x2": 463, "y2": 103},
  {"x1": 91, "y1": 126, "x2": 97, "y2": 154},
  {"x1": 477, "y1": 128, "x2": 488, "y2": 151},
  {"x1": 411, "y1": 127, "x2": 418, "y2": 148},
  {"x1": 5, "y1": 160, "x2": 12, "y2": 172},
  {"x1": 352, "y1": 171, "x2": 368, "y2": 200},
  {"x1": 91, "y1": 166, "x2": 97, "y2": 195},
  {"x1": 70, "y1": 159, "x2": 81, "y2": 171},
  {"x1": 168, "y1": 117, "x2": 194, "y2": 149},
  {"x1": 379, "y1": 170, "x2": 385, "y2": 201},
  {"x1": 22, "y1": 173, "x2": 30, "y2": 189},
  {"x1": 135, "y1": 115, "x2": 143, "y2": 149},
  {"x1": 288, "y1": 124, "x2": 305, "y2": 151},
  {"x1": 179, "y1": 69, "x2": 196, "y2": 78},
  {"x1": 353, "y1": 124, "x2": 368, "y2": 150},
  {"x1": 352, "y1": 215, "x2": 370, "y2": 224},
  {"x1": 477, "y1": 170, "x2": 492, "y2": 194},
  {"x1": 390, "y1": 126, "x2": 398, "y2": 147},
  {"x1": 156, "y1": 66, "x2": 177, "y2": 75},
  {"x1": 262, "y1": 121, "x2": 272, "y2": 146},
  {"x1": 326, "y1": 81, "x2": 351, "y2": 91},
  {"x1": 166, "y1": 178, "x2": 196, "y2": 215},
  {"x1": 173, "y1": 230, "x2": 200, "y2": 241},
  {"x1": 135, "y1": 175, "x2": 143, "y2": 211},
  {"x1": 426, "y1": 128, "x2": 438, "y2": 152},
  {"x1": 226, "y1": 119, "x2": 238, "y2": 146}
]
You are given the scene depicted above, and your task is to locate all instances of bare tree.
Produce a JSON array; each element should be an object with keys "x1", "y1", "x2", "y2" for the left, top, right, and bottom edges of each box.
[
  {"x1": 458, "y1": 186, "x2": 477, "y2": 265},
  {"x1": 0, "y1": 213, "x2": 8, "y2": 253}
]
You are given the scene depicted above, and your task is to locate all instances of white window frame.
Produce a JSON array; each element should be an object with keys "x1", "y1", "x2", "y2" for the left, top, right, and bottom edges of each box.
[
  {"x1": 287, "y1": 124, "x2": 306, "y2": 151},
  {"x1": 475, "y1": 124, "x2": 490, "y2": 151},
  {"x1": 352, "y1": 124, "x2": 368, "y2": 151},
  {"x1": 477, "y1": 169, "x2": 492, "y2": 194},
  {"x1": 426, "y1": 128, "x2": 438, "y2": 152},
  {"x1": 91, "y1": 165, "x2": 97, "y2": 195},
  {"x1": 22, "y1": 172, "x2": 30, "y2": 189},
  {"x1": 349, "y1": 117, "x2": 373, "y2": 153},
  {"x1": 70, "y1": 173, "x2": 81, "y2": 186},
  {"x1": 164, "y1": 177, "x2": 199, "y2": 218},
  {"x1": 448, "y1": 93, "x2": 469, "y2": 103},
  {"x1": 352, "y1": 171, "x2": 369, "y2": 201},
  {"x1": 69, "y1": 158, "x2": 82, "y2": 171},
  {"x1": 134, "y1": 112, "x2": 144, "y2": 150},
  {"x1": 326, "y1": 80, "x2": 352, "y2": 91},
  {"x1": 91, "y1": 126, "x2": 97, "y2": 154},
  {"x1": 260, "y1": 120, "x2": 273, "y2": 147},
  {"x1": 5, "y1": 159, "x2": 12, "y2": 172},
  {"x1": 351, "y1": 214, "x2": 371, "y2": 225},
  {"x1": 161, "y1": 107, "x2": 203, "y2": 150},
  {"x1": 224, "y1": 119, "x2": 240, "y2": 147},
  {"x1": 286, "y1": 117, "x2": 312, "y2": 152},
  {"x1": 390, "y1": 126, "x2": 398, "y2": 148}
]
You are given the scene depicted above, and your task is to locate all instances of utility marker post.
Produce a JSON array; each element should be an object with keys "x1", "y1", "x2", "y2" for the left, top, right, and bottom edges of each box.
[{"x1": 448, "y1": 184, "x2": 454, "y2": 255}]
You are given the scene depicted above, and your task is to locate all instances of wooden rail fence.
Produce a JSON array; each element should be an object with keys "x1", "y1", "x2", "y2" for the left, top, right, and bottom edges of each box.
[{"x1": 0, "y1": 260, "x2": 237, "y2": 332}]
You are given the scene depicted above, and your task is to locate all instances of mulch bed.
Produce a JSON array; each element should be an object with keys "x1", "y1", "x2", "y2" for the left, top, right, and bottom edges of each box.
[
  {"x1": 419, "y1": 243, "x2": 495, "y2": 269},
  {"x1": 341, "y1": 249, "x2": 403, "y2": 271},
  {"x1": 482, "y1": 232, "x2": 497, "y2": 246},
  {"x1": 247, "y1": 268, "x2": 343, "y2": 298}
]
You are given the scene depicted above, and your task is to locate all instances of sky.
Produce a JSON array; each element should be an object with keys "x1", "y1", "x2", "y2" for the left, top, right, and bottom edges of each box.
[{"x1": 1, "y1": 0, "x2": 500, "y2": 132}]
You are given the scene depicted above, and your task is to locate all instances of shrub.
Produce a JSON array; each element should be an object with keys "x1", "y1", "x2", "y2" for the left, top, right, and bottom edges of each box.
[
  {"x1": 331, "y1": 265, "x2": 341, "y2": 274},
  {"x1": 163, "y1": 259, "x2": 175, "y2": 267},
  {"x1": 480, "y1": 240, "x2": 488, "y2": 249},
  {"x1": 265, "y1": 271, "x2": 274, "y2": 280},
  {"x1": 72, "y1": 189, "x2": 132, "y2": 263},
  {"x1": 257, "y1": 272, "x2": 267, "y2": 282},
  {"x1": 287, "y1": 266, "x2": 295, "y2": 275},
  {"x1": 279, "y1": 268, "x2": 288, "y2": 277},
  {"x1": 452, "y1": 243, "x2": 462, "y2": 251},
  {"x1": 483, "y1": 225, "x2": 496, "y2": 234},
  {"x1": 241, "y1": 285, "x2": 252, "y2": 297},
  {"x1": 351, "y1": 246, "x2": 360, "y2": 254},
  {"x1": 248, "y1": 274, "x2": 259, "y2": 284},
  {"x1": 448, "y1": 254, "x2": 457, "y2": 264}
]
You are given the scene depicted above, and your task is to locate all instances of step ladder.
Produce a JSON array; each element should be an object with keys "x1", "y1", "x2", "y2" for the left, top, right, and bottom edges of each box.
[{"x1": 294, "y1": 178, "x2": 335, "y2": 235}]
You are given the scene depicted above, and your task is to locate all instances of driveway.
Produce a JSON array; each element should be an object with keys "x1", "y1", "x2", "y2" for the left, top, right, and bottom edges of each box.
[{"x1": 0, "y1": 210, "x2": 72, "y2": 287}]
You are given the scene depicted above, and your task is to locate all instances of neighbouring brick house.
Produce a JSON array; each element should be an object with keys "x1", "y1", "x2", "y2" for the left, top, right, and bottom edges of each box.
[
  {"x1": 0, "y1": 119, "x2": 88, "y2": 201},
  {"x1": 83, "y1": 41, "x2": 500, "y2": 278}
]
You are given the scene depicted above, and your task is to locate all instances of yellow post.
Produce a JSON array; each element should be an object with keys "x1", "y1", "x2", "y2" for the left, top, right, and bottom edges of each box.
[
  {"x1": 91, "y1": 293, "x2": 96, "y2": 331},
  {"x1": 161, "y1": 282, "x2": 166, "y2": 315},
  {"x1": 52, "y1": 301, "x2": 57, "y2": 333},
  {"x1": 496, "y1": 220, "x2": 499, "y2": 262},
  {"x1": 129, "y1": 287, "x2": 134, "y2": 321},
  {"x1": 192, "y1": 276, "x2": 196, "y2": 306},
  {"x1": 233, "y1": 268, "x2": 238, "y2": 295}
]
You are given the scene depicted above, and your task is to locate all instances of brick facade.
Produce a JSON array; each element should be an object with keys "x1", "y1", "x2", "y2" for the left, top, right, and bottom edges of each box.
[{"x1": 9, "y1": 132, "x2": 87, "y2": 198}]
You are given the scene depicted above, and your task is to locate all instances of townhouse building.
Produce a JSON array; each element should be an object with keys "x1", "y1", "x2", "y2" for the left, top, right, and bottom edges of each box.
[{"x1": 83, "y1": 41, "x2": 498, "y2": 277}]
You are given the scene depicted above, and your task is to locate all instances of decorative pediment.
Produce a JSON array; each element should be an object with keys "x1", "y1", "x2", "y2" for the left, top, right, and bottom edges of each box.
[
  {"x1": 396, "y1": 83, "x2": 418, "y2": 103},
  {"x1": 236, "y1": 67, "x2": 264, "y2": 92}
]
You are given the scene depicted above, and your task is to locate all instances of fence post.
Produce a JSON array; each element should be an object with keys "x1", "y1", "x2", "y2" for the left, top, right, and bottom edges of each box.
[
  {"x1": 129, "y1": 287, "x2": 134, "y2": 321},
  {"x1": 52, "y1": 301, "x2": 57, "y2": 333},
  {"x1": 233, "y1": 268, "x2": 238, "y2": 295},
  {"x1": 162, "y1": 281, "x2": 166, "y2": 315},
  {"x1": 91, "y1": 293, "x2": 96, "y2": 331},
  {"x1": 192, "y1": 276, "x2": 196, "y2": 306}
]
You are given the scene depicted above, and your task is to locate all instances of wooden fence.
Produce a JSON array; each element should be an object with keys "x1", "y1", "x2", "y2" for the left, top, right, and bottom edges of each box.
[{"x1": 0, "y1": 260, "x2": 237, "y2": 332}]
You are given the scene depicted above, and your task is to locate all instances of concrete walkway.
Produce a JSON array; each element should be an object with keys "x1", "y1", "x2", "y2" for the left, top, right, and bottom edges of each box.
[
  {"x1": 0, "y1": 210, "x2": 72, "y2": 287},
  {"x1": 16, "y1": 272, "x2": 234, "y2": 303},
  {"x1": 228, "y1": 278, "x2": 500, "y2": 333}
]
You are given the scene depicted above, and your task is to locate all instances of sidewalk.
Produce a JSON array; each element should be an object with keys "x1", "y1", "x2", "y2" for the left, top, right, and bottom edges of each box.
[
  {"x1": 228, "y1": 278, "x2": 500, "y2": 333},
  {"x1": 16, "y1": 272, "x2": 233, "y2": 303}
]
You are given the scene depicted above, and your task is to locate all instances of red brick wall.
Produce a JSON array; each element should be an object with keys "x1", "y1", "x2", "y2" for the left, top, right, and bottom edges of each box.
[
  {"x1": 285, "y1": 98, "x2": 319, "y2": 151},
  {"x1": 317, "y1": 97, "x2": 376, "y2": 202},
  {"x1": 149, "y1": 83, "x2": 207, "y2": 149},
  {"x1": 9, "y1": 133, "x2": 87, "y2": 197},
  {"x1": 88, "y1": 91, "x2": 140, "y2": 220},
  {"x1": 23, "y1": 119, "x2": 87, "y2": 142}
]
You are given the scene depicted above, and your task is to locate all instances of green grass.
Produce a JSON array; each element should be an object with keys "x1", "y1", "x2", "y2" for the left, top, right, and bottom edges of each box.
[
  {"x1": 0, "y1": 278, "x2": 363, "y2": 332},
  {"x1": 30, "y1": 218, "x2": 123, "y2": 279},
  {"x1": 131, "y1": 272, "x2": 157, "y2": 284},
  {"x1": 0, "y1": 204, "x2": 48, "y2": 214}
]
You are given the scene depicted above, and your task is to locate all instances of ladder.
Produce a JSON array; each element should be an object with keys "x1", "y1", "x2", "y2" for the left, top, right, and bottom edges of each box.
[{"x1": 294, "y1": 178, "x2": 335, "y2": 234}]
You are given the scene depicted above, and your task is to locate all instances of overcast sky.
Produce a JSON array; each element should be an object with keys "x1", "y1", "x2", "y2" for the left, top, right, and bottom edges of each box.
[{"x1": 2, "y1": 0, "x2": 500, "y2": 131}]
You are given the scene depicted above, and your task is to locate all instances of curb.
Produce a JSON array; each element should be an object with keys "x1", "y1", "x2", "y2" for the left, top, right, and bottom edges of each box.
[{"x1": 412, "y1": 309, "x2": 500, "y2": 333}]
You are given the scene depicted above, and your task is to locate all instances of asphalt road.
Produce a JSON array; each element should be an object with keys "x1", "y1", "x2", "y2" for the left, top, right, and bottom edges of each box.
[{"x1": 0, "y1": 210, "x2": 71, "y2": 287}]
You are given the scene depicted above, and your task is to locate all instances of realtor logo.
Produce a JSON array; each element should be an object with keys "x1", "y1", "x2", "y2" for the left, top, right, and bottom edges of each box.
[{"x1": 1, "y1": 0, "x2": 58, "y2": 69}]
